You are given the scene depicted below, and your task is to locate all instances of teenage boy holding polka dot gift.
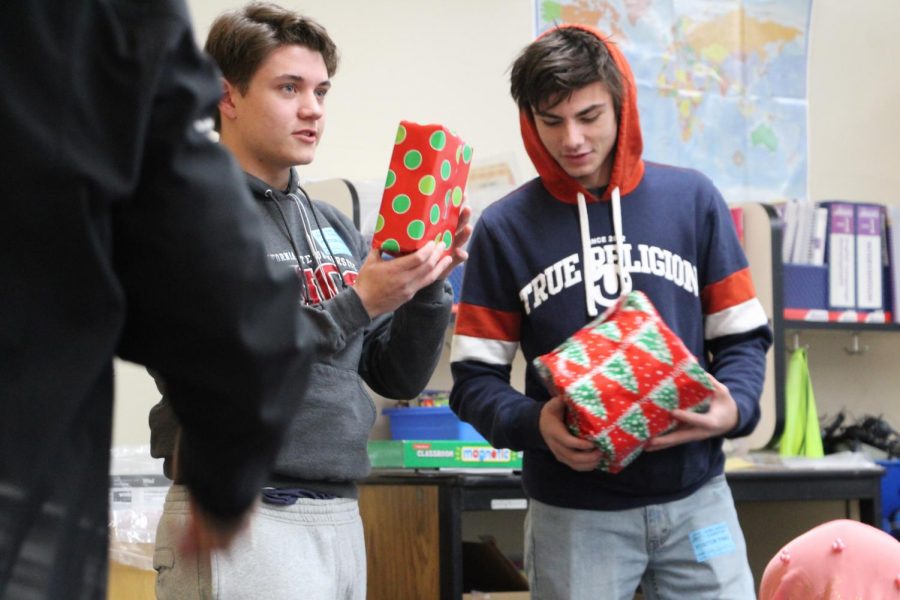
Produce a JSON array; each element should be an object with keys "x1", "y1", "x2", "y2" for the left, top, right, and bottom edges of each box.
[{"x1": 148, "y1": 3, "x2": 471, "y2": 599}]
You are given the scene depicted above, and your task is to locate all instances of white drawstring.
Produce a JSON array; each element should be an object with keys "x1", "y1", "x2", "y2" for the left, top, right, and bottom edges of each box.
[
  {"x1": 610, "y1": 186, "x2": 632, "y2": 297},
  {"x1": 577, "y1": 192, "x2": 599, "y2": 317},
  {"x1": 577, "y1": 187, "x2": 632, "y2": 318}
]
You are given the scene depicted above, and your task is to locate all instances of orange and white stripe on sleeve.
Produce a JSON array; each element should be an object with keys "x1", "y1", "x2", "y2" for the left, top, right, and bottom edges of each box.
[
  {"x1": 701, "y1": 267, "x2": 769, "y2": 340},
  {"x1": 450, "y1": 302, "x2": 521, "y2": 366}
]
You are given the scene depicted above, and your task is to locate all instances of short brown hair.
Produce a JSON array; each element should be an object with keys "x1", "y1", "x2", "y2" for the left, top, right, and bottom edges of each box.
[
  {"x1": 205, "y1": 2, "x2": 339, "y2": 96},
  {"x1": 510, "y1": 27, "x2": 623, "y2": 119}
]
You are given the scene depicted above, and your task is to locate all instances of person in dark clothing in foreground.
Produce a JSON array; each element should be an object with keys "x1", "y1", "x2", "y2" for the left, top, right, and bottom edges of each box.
[{"x1": 0, "y1": 1, "x2": 323, "y2": 598}]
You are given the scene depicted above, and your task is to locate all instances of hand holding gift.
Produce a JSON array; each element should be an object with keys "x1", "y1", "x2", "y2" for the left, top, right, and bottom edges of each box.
[
  {"x1": 644, "y1": 376, "x2": 739, "y2": 452},
  {"x1": 355, "y1": 240, "x2": 449, "y2": 319},
  {"x1": 534, "y1": 291, "x2": 716, "y2": 473},
  {"x1": 539, "y1": 396, "x2": 603, "y2": 472},
  {"x1": 358, "y1": 120, "x2": 475, "y2": 318},
  {"x1": 437, "y1": 204, "x2": 472, "y2": 280},
  {"x1": 373, "y1": 121, "x2": 474, "y2": 257}
]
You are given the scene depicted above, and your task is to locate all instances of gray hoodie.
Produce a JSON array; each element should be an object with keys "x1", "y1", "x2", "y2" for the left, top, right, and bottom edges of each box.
[{"x1": 150, "y1": 169, "x2": 453, "y2": 497}]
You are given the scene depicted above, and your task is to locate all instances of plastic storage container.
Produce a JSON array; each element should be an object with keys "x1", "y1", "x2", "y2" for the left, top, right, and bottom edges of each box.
[
  {"x1": 383, "y1": 405, "x2": 486, "y2": 442},
  {"x1": 877, "y1": 459, "x2": 900, "y2": 538}
]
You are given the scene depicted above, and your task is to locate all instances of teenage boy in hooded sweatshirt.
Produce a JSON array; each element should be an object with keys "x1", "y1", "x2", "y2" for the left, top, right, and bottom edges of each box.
[
  {"x1": 450, "y1": 25, "x2": 772, "y2": 600},
  {"x1": 150, "y1": 4, "x2": 471, "y2": 599}
]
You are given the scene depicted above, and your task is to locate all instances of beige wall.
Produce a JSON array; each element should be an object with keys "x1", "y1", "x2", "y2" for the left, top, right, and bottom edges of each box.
[
  {"x1": 808, "y1": 1, "x2": 900, "y2": 202},
  {"x1": 115, "y1": 0, "x2": 900, "y2": 456},
  {"x1": 803, "y1": 1, "x2": 900, "y2": 430}
]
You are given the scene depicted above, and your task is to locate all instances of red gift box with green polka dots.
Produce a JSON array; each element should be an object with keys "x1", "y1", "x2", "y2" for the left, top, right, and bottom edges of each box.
[
  {"x1": 533, "y1": 291, "x2": 715, "y2": 473},
  {"x1": 373, "y1": 121, "x2": 473, "y2": 255}
]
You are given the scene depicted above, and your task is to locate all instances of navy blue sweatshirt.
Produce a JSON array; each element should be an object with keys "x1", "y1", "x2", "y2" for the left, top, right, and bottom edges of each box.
[{"x1": 449, "y1": 24, "x2": 772, "y2": 511}]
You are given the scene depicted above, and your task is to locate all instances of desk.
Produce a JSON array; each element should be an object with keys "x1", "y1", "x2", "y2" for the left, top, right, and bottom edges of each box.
[{"x1": 360, "y1": 466, "x2": 884, "y2": 600}]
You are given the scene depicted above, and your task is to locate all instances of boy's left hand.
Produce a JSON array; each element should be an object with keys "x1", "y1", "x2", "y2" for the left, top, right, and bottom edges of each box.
[
  {"x1": 644, "y1": 376, "x2": 739, "y2": 451},
  {"x1": 437, "y1": 204, "x2": 472, "y2": 280}
]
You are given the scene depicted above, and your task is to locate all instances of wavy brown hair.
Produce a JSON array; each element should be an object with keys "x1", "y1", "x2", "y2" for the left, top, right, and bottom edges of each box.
[
  {"x1": 205, "y1": 2, "x2": 339, "y2": 128},
  {"x1": 510, "y1": 27, "x2": 623, "y2": 119}
]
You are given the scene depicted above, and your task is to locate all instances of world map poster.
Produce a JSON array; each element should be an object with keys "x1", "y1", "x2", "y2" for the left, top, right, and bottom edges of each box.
[{"x1": 536, "y1": 0, "x2": 812, "y2": 203}]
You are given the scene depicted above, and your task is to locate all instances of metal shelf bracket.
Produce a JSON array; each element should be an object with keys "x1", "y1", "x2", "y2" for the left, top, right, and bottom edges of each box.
[
  {"x1": 843, "y1": 332, "x2": 869, "y2": 355},
  {"x1": 787, "y1": 331, "x2": 809, "y2": 353}
]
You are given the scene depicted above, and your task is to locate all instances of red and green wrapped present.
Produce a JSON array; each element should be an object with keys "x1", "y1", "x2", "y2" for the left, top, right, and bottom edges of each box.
[
  {"x1": 534, "y1": 291, "x2": 715, "y2": 473},
  {"x1": 372, "y1": 121, "x2": 473, "y2": 255}
]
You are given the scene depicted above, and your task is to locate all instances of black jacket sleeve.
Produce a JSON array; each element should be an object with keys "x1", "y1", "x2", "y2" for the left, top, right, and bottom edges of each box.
[{"x1": 113, "y1": 15, "x2": 321, "y2": 521}]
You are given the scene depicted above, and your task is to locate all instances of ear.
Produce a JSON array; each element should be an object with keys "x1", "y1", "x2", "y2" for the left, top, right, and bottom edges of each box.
[{"x1": 219, "y1": 79, "x2": 239, "y2": 121}]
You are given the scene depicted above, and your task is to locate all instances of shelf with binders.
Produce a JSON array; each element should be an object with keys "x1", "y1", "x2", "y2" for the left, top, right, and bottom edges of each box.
[
  {"x1": 742, "y1": 201, "x2": 900, "y2": 538},
  {"x1": 782, "y1": 263, "x2": 894, "y2": 324},
  {"x1": 734, "y1": 201, "x2": 900, "y2": 449},
  {"x1": 779, "y1": 200, "x2": 898, "y2": 326}
]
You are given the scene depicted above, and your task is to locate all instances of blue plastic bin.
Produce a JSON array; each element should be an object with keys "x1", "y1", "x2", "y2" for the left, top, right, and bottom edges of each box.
[
  {"x1": 876, "y1": 459, "x2": 900, "y2": 537},
  {"x1": 383, "y1": 406, "x2": 486, "y2": 442}
]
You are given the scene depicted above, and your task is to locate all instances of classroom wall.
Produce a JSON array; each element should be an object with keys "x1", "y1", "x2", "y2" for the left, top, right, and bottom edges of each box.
[
  {"x1": 109, "y1": 1, "x2": 900, "y2": 590},
  {"x1": 115, "y1": 0, "x2": 900, "y2": 460}
]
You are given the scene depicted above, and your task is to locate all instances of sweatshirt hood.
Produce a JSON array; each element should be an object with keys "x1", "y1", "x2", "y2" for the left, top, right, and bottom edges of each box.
[
  {"x1": 245, "y1": 168, "x2": 299, "y2": 200},
  {"x1": 520, "y1": 24, "x2": 644, "y2": 204}
]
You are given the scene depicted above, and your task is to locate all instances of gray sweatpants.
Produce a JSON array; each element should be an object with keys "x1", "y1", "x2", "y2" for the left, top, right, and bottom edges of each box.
[{"x1": 153, "y1": 485, "x2": 366, "y2": 600}]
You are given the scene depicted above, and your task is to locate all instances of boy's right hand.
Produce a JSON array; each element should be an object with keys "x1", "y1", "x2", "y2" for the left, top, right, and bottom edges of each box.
[
  {"x1": 180, "y1": 497, "x2": 252, "y2": 556},
  {"x1": 539, "y1": 396, "x2": 602, "y2": 472},
  {"x1": 170, "y1": 432, "x2": 251, "y2": 555},
  {"x1": 354, "y1": 241, "x2": 451, "y2": 318}
]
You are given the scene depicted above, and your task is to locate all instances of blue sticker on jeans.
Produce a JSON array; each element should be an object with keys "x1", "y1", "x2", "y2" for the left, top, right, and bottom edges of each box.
[{"x1": 689, "y1": 522, "x2": 736, "y2": 562}]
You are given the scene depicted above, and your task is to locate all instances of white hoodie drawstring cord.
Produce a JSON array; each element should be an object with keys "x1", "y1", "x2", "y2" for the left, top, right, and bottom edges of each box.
[
  {"x1": 610, "y1": 186, "x2": 632, "y2": 297},
  {"x1": 577, "y1": 192, "x2": 599, "y2": 317},
  {"x1": 577, "y1": 187, "x2": 632, "y2": 318}
]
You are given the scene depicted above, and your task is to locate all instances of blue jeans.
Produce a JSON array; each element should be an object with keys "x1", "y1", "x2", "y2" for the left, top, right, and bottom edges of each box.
[{"x1": 524, "y1": 475, "x2": 755, "y2": 600}]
